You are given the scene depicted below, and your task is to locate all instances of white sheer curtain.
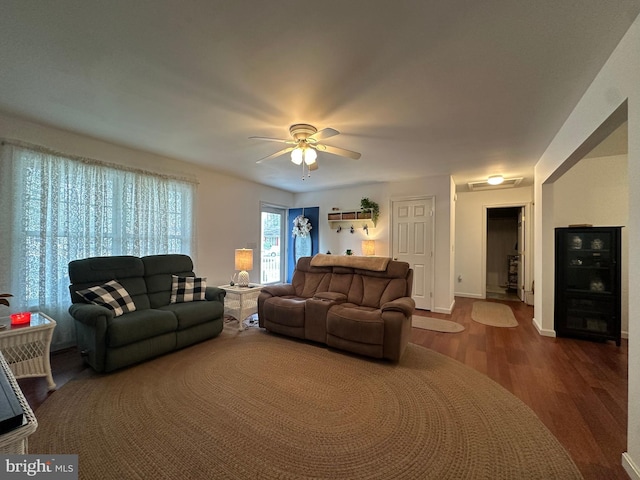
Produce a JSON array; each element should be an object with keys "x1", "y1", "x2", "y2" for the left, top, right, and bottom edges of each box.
[{"x1": 0, "y1": 141, "x2": 196, "y2": 349}]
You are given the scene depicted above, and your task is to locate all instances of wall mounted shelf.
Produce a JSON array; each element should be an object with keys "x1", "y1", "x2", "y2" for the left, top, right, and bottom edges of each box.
[{"x1": 327, "y1": 209, "x2": 376, "y2": 228}]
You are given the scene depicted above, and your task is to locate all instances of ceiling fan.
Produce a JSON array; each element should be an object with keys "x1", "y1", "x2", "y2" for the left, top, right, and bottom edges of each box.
[{"x1": 250, "y1": 124, "x2": 361, "y2": 177}]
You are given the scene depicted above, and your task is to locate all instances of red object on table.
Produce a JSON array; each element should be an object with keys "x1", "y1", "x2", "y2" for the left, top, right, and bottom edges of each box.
[{"x1": 10, "y1": 312, "x2": 31, "y2": 325}]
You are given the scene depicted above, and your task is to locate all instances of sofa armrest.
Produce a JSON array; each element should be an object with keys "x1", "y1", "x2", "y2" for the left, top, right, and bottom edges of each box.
[
  {"x1": 69, "y1": 303, "x2": 111, "y2": 372},
  {"x1": 261, "y1": 284, "x2": 296, "y2": 297},
  {"x1": 69, "y1": 303, "x2": 114, "y2": 327},
  {"x1": 205, "y1": 286, "x2": 226, "y2": 303},
  {"x1": 381, "y1": 297, "x2": 415, "y2": 317},
  {"x1": 313, "y1": 292, "x2": 347, "y2": 303}
]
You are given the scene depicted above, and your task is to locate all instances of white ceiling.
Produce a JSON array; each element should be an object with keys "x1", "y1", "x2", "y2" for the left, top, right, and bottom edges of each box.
[{"x1": 1, "y1": 1, "x2": 638, "y2": 193}]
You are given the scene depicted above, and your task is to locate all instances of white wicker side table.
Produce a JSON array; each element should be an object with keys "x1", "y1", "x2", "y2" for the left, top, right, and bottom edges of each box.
[
  {"x1": 0, "y1": 351, "x2": 38, "y2": 454},
  {"x1": 218, "y1": 284, "x2": 264, "y2": 331},
  {"x1": 0, "y1": 312, "x2": 56, "y2": 390}
]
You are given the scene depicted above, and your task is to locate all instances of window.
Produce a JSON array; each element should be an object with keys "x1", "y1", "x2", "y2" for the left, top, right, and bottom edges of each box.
[{"x1": 0, "y1": 141, "x2": 196, "y2": 348}]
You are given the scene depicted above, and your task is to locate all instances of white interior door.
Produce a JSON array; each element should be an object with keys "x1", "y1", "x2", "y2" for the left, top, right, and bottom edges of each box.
[
  {"x1": 391, "y1": 197, "x2": 434, "y2": 311},
  {"x1": 518, "y1": 207, "x2": 525, "y2": 301}
]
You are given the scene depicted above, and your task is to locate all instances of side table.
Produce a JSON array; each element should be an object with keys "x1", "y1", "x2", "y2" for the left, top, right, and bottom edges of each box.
[
  {"x1": 0, "y1": 312, "x2": 56, "y2": 390},
  {"x1": 0, "y1": 351, "x2": 38, "y2": 454},
  {"x1": 218, "y1": 284, "x2": 264, "y2": 331}
]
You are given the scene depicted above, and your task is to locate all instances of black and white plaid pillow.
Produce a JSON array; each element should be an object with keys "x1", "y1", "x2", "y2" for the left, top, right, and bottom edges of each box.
[
  {"x1": 171, "y1": 275, "x2": 207, "y2": 303},
  {"x1": 76, "y1": 280, "x2": 137, "y2": 317}
]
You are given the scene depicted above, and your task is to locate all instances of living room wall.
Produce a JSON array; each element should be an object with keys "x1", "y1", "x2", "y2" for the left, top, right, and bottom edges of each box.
[
  {"x1": 534, "y1": 12, "x2": 640, "y2": 477},
  {"x1": 294, "y1": 174, "x2": 456, "y2": 314},
  {"x1": 0, "y1": 111, "x2": 294, "y2": 291},
  {"x1": 552, "y1": 153, "x2": 629, "y2": 336}
]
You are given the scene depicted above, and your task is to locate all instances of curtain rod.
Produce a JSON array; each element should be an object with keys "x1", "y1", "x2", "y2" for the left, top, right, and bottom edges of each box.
[{"x1": 1, "y1": 138, "x2": 199, "y2": 185}]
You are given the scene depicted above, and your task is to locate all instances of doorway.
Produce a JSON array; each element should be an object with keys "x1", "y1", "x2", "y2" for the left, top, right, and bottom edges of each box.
[{"x1": 485, "y1": 206, "x2": 523, "y2": 301}]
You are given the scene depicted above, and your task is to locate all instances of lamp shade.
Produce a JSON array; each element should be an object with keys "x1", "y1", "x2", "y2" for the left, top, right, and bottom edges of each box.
[
  {"x1": 235, "y1": 248, "x2": 253, "y2": 271},
  {"x1": 362, "y1": 240, "x2": 375, "y2": 256}
]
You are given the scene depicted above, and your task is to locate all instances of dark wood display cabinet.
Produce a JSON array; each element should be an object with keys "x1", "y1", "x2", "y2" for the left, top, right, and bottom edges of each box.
[{"x1": 554, "y1": 226, "x2": 622, "y2": 346}]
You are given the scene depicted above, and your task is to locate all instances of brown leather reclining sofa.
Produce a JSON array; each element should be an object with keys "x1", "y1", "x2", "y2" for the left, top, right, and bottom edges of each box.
[{"x1": 258, "y1": 254, "x2": 415, "y2": 362}]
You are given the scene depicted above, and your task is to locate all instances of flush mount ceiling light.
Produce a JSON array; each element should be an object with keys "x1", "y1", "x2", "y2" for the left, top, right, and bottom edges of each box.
[
  {"x1": 487, "y1": 175, "x2": 504, "y2": 185},
  {"x1": 467, "y1": 176, "x2": 523, "y2": 191}
]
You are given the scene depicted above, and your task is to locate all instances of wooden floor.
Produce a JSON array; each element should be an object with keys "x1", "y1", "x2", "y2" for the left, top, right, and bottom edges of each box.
[
  {"x1": 412, "y1": 298, "x2": 628, "y2": 480},
  {"x1": 18, "y1": 297, "x2": 628, "y2": 480}
]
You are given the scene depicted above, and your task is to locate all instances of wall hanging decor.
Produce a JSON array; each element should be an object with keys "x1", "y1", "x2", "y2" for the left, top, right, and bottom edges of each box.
[
  {"x1": 292, "y1": 210, "x2": 313, "y2": 267},
  {"x1": 292, "y1": 215, "x2": 312, "y2": 238}
]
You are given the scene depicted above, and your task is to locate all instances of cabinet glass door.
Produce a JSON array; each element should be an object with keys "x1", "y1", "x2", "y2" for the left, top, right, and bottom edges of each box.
[
  {"x1": 564, "y1": 230, "x2": 613, "y2": 293},
  {"x1": 554, "y1": 226, "x2": 621, "y2": 346}
]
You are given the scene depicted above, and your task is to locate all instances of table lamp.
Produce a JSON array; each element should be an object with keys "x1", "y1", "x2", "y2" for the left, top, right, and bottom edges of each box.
[
  {"x1": 235, "y1": 248, "x2": 253, "y2": 287},
  {"x1": 362, "y1": 240, "x2": 375, "y2": 256}
]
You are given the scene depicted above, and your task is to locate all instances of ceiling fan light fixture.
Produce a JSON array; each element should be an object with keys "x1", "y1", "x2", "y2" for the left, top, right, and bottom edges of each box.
[
  {"x1": 303, "y1": 147, "x2": 317, "y2": 165},
  {"x1": 291, "y1": 147, "x2": 303, "y2": 165},
  {"x1": 487, "y1": 175, "x2": 504, "y2": 185},
  {"x1": 253, "y1": 124, "x2": 361, "y2": 177}
]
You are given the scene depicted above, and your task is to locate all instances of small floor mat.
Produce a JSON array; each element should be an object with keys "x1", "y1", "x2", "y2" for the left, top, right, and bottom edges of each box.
[{"x1": 412, "y1": 316, "x2": 465, "y2": 333}]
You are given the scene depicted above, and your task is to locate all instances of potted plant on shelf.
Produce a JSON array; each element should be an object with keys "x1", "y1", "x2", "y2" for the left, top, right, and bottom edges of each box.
[{"x1": 360, "y1": 197, "x2": 379, "y2": 226}]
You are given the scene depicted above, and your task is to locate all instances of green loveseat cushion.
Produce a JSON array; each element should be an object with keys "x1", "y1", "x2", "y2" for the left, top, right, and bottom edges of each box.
[
  {"x1": 142, "y1": 254, "x2": 195, "y2": 308},
  {"x1": 68, "y1": 256, "x2": 151, "y2": 310},
  {"x1": 160, "y1": 300, "x2": 224, "y2": 330},
  {"x1": 108, "y1": 309, "x2": 178, "y2": 348}
]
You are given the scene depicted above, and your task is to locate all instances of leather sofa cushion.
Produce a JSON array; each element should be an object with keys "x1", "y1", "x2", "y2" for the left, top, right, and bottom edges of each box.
[
  {"x1": 328, "y1": 273, "x2": 354, "y2": 297},
  {"x1": 292, "y1": 272, "x2": 331, "y2": 298},
  {"x1": 323, "y1": 275, "x2": 407, "y2": 309},
  {"x1": 160, "y1": 301, "x2": 224, "y2": 330},
  {"x1": 290, "y1": 257, "x2": 332, "y2": 297},
  {"x1": 108, "y1": 309, "x2": 178, "y2": 348},
  {"x1": 326, "y1": 304, "x2": 384, "y2": 345},
  {"x1": 286, "y1": 257, "x2": 410, "y2": 307},
  {"x1": 263, "y1": 296, "x2": 306, "y2": 327}
]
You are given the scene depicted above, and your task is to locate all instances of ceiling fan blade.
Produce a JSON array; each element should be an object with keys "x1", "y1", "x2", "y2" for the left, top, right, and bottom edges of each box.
[
  {"x1": 309, "y1": 127, "x2": 339, "y2": 142},
  {"x1": 318, "y1": 144, "x2": 361, "y2": 160},
  {"x1": 249, "y1": 136, "x2": 294, "y2": 144},
  {"x1": 309, "y1": 162, "x2": 319, "y2": 171},
  {"x1": 256, "y1": 147, "x2": 294, "y2": 164}
]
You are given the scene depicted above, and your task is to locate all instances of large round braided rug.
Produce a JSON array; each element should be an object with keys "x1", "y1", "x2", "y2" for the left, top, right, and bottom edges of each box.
[{"x1": 31, "y1": 327, "x2": 582, "y2": 479}]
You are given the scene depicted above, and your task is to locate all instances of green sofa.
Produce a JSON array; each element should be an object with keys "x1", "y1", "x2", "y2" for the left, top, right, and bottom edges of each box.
[{"x1": 68, "y1": 254, "x2": 225, "y2": 372}]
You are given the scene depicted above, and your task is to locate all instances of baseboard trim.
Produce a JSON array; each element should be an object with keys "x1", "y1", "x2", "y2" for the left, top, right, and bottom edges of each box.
[
  {"x1": 454, "y1": 292, "x2": 484, "y2": 299},
  {"x1": 532, "y1": 317, "x2": 556, "y2": 337},
  {"x1": 531, "y1": 318, "x2": 627, "y2": 341},
  {"x1": 623, "y1": 452, "x2": 640, "y2": 480},
  {"x1": 433, "y1": 307, "x2": 452, "y2": 314},
  {"x1": 433, "y1": 298, "x2": 455, "y2": 315}
]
